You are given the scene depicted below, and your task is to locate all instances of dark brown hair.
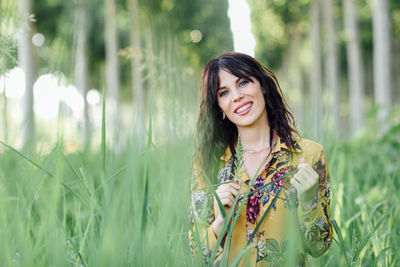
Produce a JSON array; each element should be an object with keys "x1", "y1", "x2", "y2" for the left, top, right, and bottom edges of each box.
[{"x1": 194, "y1": 52, "x2": 299, "y2": 182}]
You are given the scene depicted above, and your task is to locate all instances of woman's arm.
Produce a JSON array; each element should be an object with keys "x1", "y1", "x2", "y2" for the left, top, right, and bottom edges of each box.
[
  {"x1": 189, "y1": 169, "x2": 222, "y2": 263},
  {"x1": 189, "y1": 164, "x2": 240, "y2": 263},
  {"x1": 295, "y1": 149, "x2": 333, "y2": 257}
]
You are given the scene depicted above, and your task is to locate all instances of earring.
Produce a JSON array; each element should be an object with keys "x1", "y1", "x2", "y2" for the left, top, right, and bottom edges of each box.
[{"x1": 222, "y1": 112, "x2": 226, "y2": 120}]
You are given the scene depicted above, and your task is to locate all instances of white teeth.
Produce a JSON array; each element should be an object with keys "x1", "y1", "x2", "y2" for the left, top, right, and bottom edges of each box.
[{"x1": 236, "y1": 103, "x2": 252, "y2": 113}]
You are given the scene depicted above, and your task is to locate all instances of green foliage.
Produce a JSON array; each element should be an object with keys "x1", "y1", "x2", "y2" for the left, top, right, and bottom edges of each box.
[
  {"x1": 1, "y1": 121, "x2": 399, "y2": 265},
  {"x1": 0, "y1": 0, "x2": 18, "y2": 75},
  {"x1": 0, "y1": 34, "x2": 17, "y2": 75},
  {"x1": 141, "y1": 0, "x2": 233, "y2": 68},
  {"x1": 1, "y1": 0, "x2": 400, "y2": 265},
  {"x1": 247, "y1": 0, "x2": 311, "y2": 69},
  {"x1": 32, "y1": 0, "x2": 233, "y2": 97}
]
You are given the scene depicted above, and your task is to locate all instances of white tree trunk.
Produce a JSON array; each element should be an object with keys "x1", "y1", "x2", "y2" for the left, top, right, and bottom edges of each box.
[
  {"x1": 342, "y1": 0, "x2": 365, "y2": 135},
  {"x1": 372, "y1": 0, "x2": 391, "y2": 129},
  {"x1": 394, "y1": 39, "x2": 400, "y2": 107},
  {"x1": 18, "y1": 0, "x2": 36, "y2": 149},
  {"x1": 75, "y1": 0, "x2": 91, "y2": 149},
  {"x1": 1, "y1": 88, "x2": 8, "y2": 143},
  {"x1": 322, "y1": 0, "x2": 340, "y2": 134},
  {"x1": 287, "y1": 28, "x2": 304, "y2": 132},
  {"x1": 104, "y1": 0, "x2": 121, "y2": 144},
  {"x1": 310, "y1": 0, "x2": 322, "y2": 140},
  {"x1": 128, "y1": 0, "x2": 145, "y2": 133}
]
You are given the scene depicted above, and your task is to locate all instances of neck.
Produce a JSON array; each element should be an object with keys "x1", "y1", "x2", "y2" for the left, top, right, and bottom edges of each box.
[{"x1": 237, "y1": 115, "x2": 273, "y2": 151}]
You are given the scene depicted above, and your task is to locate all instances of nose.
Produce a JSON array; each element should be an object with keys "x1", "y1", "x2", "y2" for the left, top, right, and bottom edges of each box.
[{"x1": 232, "y1": 88, "x2": 244, "y2": 102}]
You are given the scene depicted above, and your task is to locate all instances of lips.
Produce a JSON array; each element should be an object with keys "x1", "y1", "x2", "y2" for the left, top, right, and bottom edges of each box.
[{"x1": 234, "y1": 101, "x2": 253, "y2": 115}]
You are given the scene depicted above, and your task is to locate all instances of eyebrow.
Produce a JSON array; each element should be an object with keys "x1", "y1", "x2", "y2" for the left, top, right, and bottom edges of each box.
[{"x1": 218, "y1": 77, "x2": 242, "y2": 91}]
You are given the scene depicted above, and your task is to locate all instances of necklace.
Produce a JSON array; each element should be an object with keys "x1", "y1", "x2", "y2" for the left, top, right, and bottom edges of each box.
[
  {"x1": 243, "y1": 147, "x2": 270, "y2": 153},
  {"x1": 243, "y1": 139, "x2": 277, "y2": 154}
]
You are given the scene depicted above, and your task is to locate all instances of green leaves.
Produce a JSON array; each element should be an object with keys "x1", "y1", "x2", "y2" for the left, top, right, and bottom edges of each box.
[
  {"x1": 256, "y1": 238, "x2": 288, "y2": 265},
  {"x1": 264, "y1": 239, "x2": 280, "y2": 262}
]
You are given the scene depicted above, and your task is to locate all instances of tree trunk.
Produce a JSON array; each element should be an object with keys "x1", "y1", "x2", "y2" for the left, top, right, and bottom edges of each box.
[
  {"x1": 128, "y1": 0, "x2": 145, "y2": 134},
  {"x1": 18, "y1": 0, "x2": 36, "y2": 150},
  {"x1": 1, "y1": 87, "x2": 8, "y2": 143},
  {"x1": 322, "y1": 0, "x2": 340, "y2": 135},
  {"x1": 310, "y1": 0, "x2": 322, "y2": 140},
  {"x1": 393, "y1": 39, "x2": 400, "y2": 107},
  {"x1": 372, "y1": 0, "x2": 391, "y2": 130},
  {"x1": 287, "y1": 27, "x2": 304, "y2": 132},
  {"x1": 342, "y1": 0, "x2": 365, "y2": 135},
  {"x1": 104, "y1": 0, "x2": 121, "y2": 145},
  {"x1": 75, "y1": 0, "x2": 91, "y2": 149}
]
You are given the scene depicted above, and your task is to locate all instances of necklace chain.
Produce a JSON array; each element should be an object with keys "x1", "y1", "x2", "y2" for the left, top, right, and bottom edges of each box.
[
  {"x1": 243, "y1": 139, "x2": 277, "y2": 154},
  {"x1": 243, "y1": 147, "x2": 270, "y2": 153}
]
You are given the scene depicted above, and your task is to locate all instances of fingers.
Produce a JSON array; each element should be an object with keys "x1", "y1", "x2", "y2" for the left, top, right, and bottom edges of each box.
[
  {"x1": 291, "y1": 161, "x2": 320, "y2": 203},
  {"x1": 218, "y1": 191, "x2": 235, "y2": 206},
  {"x1": 290, "y1": 175, "x2": 302, "y2": 190},
  {"x1": 215, "y1": 181, "x2": 241, "y2": 209},
  {"x1": 295, "y1": 159, "x2": 319, "y2": 184},
  {"x1": 304, "y1": 165, "x2": 318, "y2": 178},
  {"x1": 216, "y1": 183, "x2": 239, "y2": 198},
  {"x1": 292, "y1": 168, "x2": 311, "y2": 188},
  {"x1": 296, "y1": 162, "x2": 308, "y2": 170}
]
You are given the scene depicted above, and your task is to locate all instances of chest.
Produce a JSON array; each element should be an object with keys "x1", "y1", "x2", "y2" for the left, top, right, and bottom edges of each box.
[{"x1": 242, "y1": 151, "x2": 273, "y2": 179}]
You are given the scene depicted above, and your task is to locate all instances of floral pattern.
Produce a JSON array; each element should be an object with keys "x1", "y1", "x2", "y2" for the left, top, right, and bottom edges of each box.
[
  {"x1": 256, "y1": 238, "x2": 287, "y2": 263},
  {"x1": 246, "y1": 175, "x2": 265, "y2": 224},
  {"x1": 190, "y1": 137, "x2": 333, "y2": 266}
]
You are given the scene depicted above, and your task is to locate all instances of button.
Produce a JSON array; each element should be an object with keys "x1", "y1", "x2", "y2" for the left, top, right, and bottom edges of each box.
[{"x1": 249, "y1": 247, "x2": 256, "y2": 255}]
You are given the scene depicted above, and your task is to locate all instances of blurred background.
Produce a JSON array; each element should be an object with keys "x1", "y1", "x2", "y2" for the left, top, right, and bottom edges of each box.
[
  {"x1": 1, "y1": 0, "x2": 399, "y2": 150},
  {"x1": 0, "y1": 0, "x2": 399, "y2": 266}
]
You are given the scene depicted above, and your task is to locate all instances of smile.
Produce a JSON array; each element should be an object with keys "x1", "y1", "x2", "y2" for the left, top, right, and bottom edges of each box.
[{"x1": 235, "y1": 102, "x2": 253, "y2": 116}]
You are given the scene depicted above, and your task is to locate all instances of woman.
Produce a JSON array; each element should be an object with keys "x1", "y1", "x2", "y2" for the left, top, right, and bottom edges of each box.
[{"x1": 190, "y1": 52, "x2": 332, "y2": 266}]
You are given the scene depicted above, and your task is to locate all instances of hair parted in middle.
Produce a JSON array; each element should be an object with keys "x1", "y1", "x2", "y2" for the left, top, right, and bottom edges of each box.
[{"x1": 194, "y1": 52, "x2": 299, "y2": 183}]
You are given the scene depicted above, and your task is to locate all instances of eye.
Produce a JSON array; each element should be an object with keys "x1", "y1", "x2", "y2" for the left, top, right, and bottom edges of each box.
[
  {"x1": 218, "y1": 90, "x2": 228, "y2": 97},
  {"x1": 238, "y1": 80, "x2": 249, "y2": 87}
]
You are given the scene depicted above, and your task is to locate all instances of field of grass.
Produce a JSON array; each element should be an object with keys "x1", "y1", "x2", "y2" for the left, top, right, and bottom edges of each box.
[{"x1": 0, "y1": 112, "x2": 399, "y2": 266}]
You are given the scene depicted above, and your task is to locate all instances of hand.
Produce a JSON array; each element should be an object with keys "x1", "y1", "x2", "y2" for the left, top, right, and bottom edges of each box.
[
  {"x1": 212, "y1": 180, "x2": 241, "y2": 238},
  {"x1": 290, "y1": 158, "x2": 319, "y2": 210}
]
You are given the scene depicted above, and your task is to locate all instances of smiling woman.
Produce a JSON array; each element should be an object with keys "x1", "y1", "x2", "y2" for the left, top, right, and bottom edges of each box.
[
  {"x1": 217, "y1": 69, "x2": 267, "y2": 128},
  {"x1": 190, "y1": 52, "x2": 332, "y2": 266}
]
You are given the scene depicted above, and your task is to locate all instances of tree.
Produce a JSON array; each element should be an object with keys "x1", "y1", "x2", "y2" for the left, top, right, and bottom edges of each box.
[
  {"x1": 128, "y1": 0, "x2": 145, "y2": 132},
  {"x1": 322, "y1": 0, "x2": 340, "y2": 134},
  {"x1": 0, "y1": 32, "x2": 17, "y2": 143},
  {"x1": 18, "y1": 0, "x2": 37, "y2": 149},
  {"x1": 310, "y1": 0, "x2": 322, "y2": 140},
  {"x1": 372, "y1": 0, "x2": 392, "y2": 130},
  {"x1": 342, "y1": 0, "x2": 365, "y2": 135},
  {"x1": 75, "y1": 0, "x2": 91, "y2": 148},
  {"x1": 287, "y1": 27, "x2": 304, "y2": 132},
  {"x1": 104, "y1": 0, "x2": 121, "y2": 146}
]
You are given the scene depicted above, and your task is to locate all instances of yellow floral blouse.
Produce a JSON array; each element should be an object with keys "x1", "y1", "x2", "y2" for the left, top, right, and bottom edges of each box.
[{"x1": 190, "y1": 137, "x2": 332, "y2": 266}]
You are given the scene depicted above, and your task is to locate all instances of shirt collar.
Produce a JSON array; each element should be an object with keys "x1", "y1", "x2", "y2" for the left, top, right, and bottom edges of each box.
[
  {"x1": 221, "y1": 136, "x2": 302, "y2": 162},
  {"x1": 273, "y1": 136, "x2": 302, "y2": 154}
]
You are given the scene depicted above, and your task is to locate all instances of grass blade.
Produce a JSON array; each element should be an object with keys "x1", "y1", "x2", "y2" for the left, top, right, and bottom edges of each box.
[
  {"x1": 372, "y1": 247, "x2": 391, "y2": 267},
  {"x1": 353, "y1": 212, "x2": 389, "y2": 261},
  {"x1": 332, "y1": 219, "x2": 351, "y2": 266},
  {"x1": 0, "y1": 140, "x2": 54, "y2": 177},
  {"x1": 101, "y1": 87, "x2": 106, "y2": 179},
  {"x1": 229, "y1": 243, "x2": 255, "y2": 267}
]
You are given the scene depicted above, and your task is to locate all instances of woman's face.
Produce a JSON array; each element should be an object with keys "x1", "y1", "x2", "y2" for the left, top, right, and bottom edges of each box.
[{"x1": 217, "y1": 69, "x2": 268, "y2": 128}]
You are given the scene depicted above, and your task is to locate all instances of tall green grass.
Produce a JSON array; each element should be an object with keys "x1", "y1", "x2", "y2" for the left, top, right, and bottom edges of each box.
[
  {"x1": 1, "y1": 11, "x2": 399, "y2": 263},
  {"x1": 1, "y1": 116, "x2": 399, "y2": 266}
]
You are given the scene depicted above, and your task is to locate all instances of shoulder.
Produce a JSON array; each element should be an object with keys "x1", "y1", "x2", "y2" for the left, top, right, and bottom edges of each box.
[
  {"x1": 292, "y1": 138, "x2": 325, "y2": 164},
  {"x1": 295, "y1": 138, "x2": 324, "y2": 155}
]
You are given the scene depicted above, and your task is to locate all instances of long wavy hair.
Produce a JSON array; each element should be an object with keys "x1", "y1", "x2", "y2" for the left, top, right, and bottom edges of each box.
[{"x1": 194, "y1": 52, "x2": 299, "y2": 183}]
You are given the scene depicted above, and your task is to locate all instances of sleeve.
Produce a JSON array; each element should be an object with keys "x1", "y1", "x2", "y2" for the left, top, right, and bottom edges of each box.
[
  {"x1": 189, "y1": 165, "x2": 223, "y2": 263},
  {"x1": 297, "y1": 148, "x2": 332, "y2": 257}
]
